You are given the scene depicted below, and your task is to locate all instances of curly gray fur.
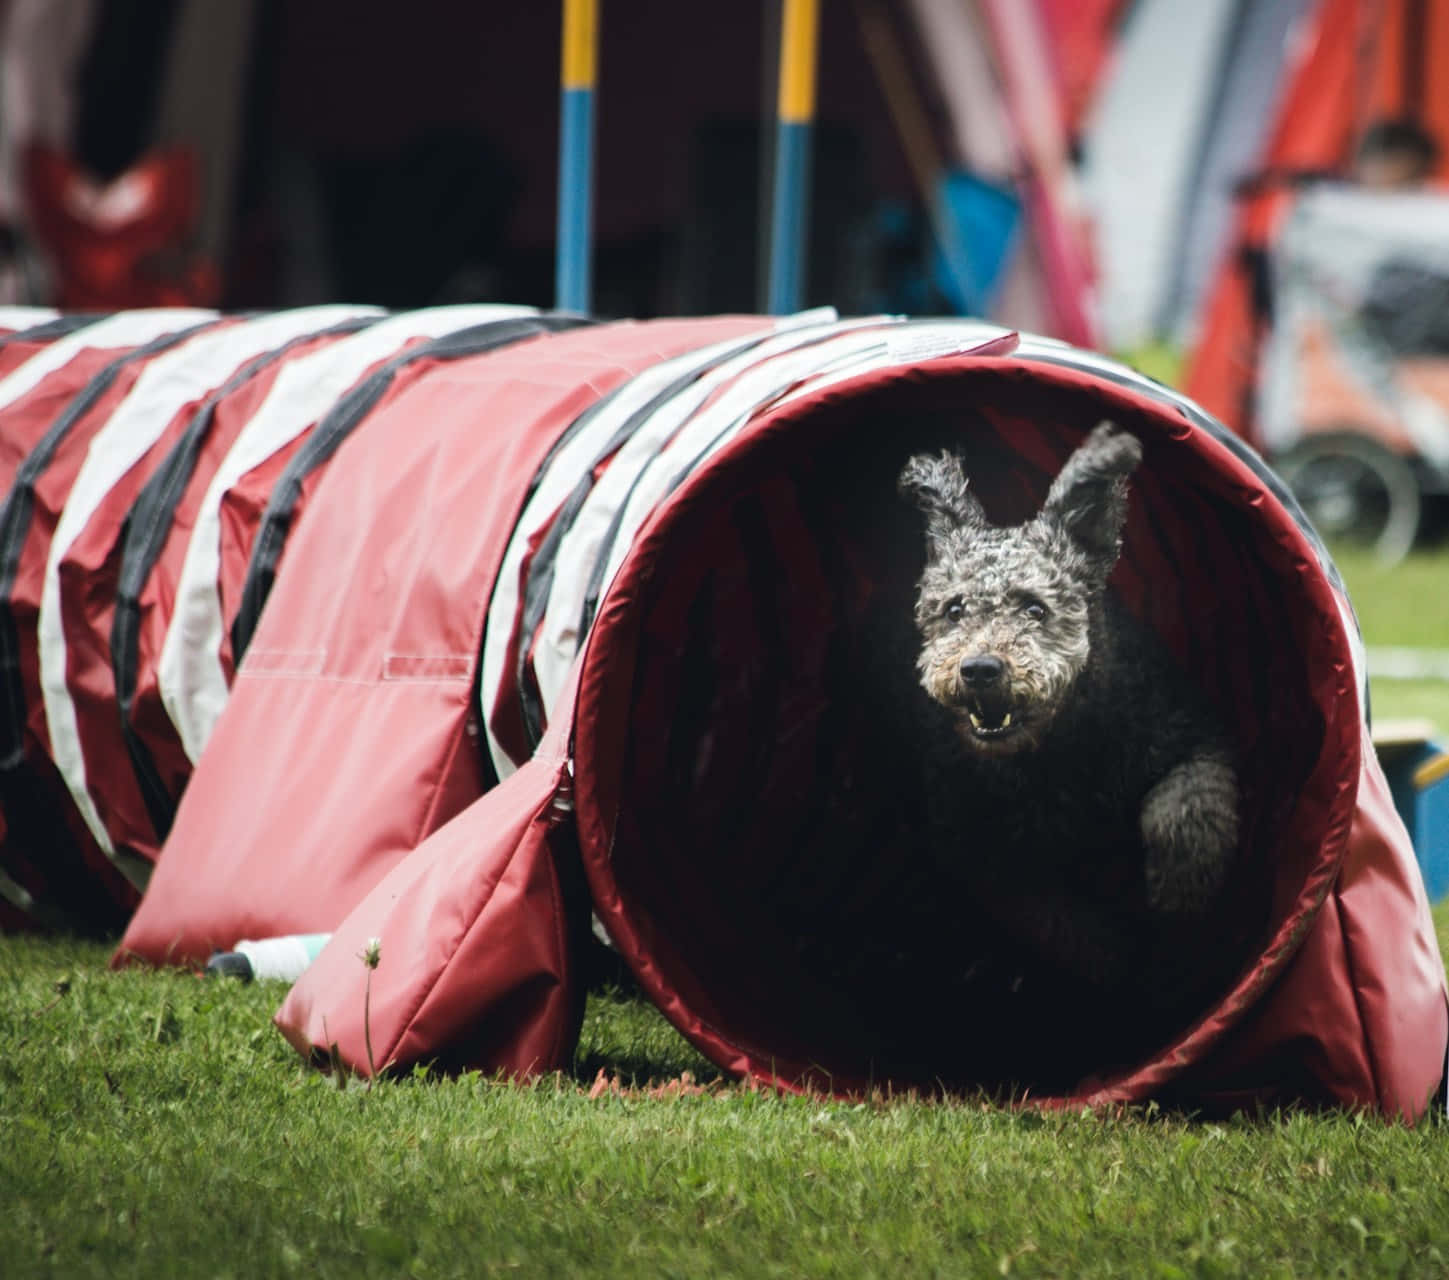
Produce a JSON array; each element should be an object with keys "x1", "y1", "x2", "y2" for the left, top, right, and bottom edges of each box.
[{"x1": 897, "y1": 422, "x2": 1241, "y2": 1010}]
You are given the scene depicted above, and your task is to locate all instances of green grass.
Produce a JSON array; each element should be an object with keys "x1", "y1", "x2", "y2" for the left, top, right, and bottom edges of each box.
[
  {"x1": 5, "y1": 539, "x2": 1449, "y2": 1279},
  {"x1": 1334, "y1": 547, "x2": 1449, "y2": 652},
  {"x1": 1334, "y1": 545, "x2": 1449, "y2": 731},
  {"x1": 2, "y1": 930, "x2": 1448, "y2": 1280}
]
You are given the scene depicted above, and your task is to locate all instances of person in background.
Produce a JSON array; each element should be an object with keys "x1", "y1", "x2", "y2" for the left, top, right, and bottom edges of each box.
[{"x1": 1352, "y1": 118, "x2": 1441, "y2": 190}]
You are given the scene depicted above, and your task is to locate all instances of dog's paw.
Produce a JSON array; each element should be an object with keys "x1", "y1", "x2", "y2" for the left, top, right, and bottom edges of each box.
[{"x1": 1140, "y1": 753, "x2": 1239, "y2": 914}]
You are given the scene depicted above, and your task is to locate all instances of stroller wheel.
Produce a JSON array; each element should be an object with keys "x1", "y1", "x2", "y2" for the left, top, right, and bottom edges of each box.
[{"x1": 1274, "y1": 432, "x2": 1422, "y2": 566}]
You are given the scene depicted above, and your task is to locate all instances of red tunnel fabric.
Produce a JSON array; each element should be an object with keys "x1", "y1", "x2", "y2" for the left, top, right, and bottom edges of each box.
[
  {"x1": 73, "y1": 313, "x2": 382, "y2": 867},
  {"x1": 143, "y1": 307, "x2": 546, "y2": 793},
  {"x1": 118, "y1": 315, "x2": 777, "y2": 965},
  {"x1": 275, "y1": 326, "x2": 1440, "y2": 1117},
  {"x1": 275, "y1": 669, "x2": 586, "y2": 1082},
  {"x1": 0, "y1": 305, "x2": 1438, "y2": 1115},
  {"x1": 0, "y1": 311, "x2": 226, "y2": 929},
  {"x1": 40, "y1": 308, "x2": 380, "y2": 887},
  {"x1": 97, "y1": 313, "x2": 583, "y2": 867},
  {"x1": 2, "y1": 306, "x2": 544, "y2": 929},
  {"x1": 0, "y1": 316, "x2": 97, "y2": 383}
]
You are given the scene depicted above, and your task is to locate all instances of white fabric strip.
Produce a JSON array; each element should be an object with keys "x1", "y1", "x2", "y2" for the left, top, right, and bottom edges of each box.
[
  {"x1": 478, "y1": 330, "x2": 769, "y2": 772},
  {"x1": 0, "y1": 308, "x2": 216, "y2": 415},
  {"x1": 540, "y1": 321, "x2": 1027, "y2": 728},
  {"x1": 38, "y1": 305, "x2": 379, "y2": 866},
  {"x1": 0, "y1": 306, "x2": 59, "y2": 330},
  {"x1": 769, "y1": 319, "x2": 1016, "y2": 411},
  {"x1": 157, "y1": 304, "x2": 536, "y2": 764},
  {"x1": 481, "y1": 314, "x2": 870, "y2": 778},
  {"x1": 478, "y1": 309, "x2": 843, "y2": 780},
  {"x1": 593, "y1": 319, "x2": 1016, "y2": 572}
]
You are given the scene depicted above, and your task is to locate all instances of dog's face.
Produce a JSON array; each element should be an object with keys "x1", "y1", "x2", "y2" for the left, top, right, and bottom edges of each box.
[{"x1": 898, "y1": 422, "x2": 1141, "y2": 756}]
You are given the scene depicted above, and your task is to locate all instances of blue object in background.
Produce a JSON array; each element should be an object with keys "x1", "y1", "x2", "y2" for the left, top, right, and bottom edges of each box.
[
  {"x1": 931, "y1": 170, "x2": 1023, "y2": 317},
  {"x1": 1378, "y1": 733, "x2": 1449, "y2": 901},
  {"x1": 768, "y1": 121, "x2": 813, "y2": 315},
  {"x1": 556, "y1": 88, "x2": 595, "y2": 314},
  {"x1": 555, "y1": 0, "x2": 598, "y2": 314},
  {"x1": 767, "y1": 0, "x2": 820, "y2": 315}
]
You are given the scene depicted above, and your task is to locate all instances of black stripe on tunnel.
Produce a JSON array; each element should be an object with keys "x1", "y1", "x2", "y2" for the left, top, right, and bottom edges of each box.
[
  {"x1": 110, "y1": 315, "x2": 381, "y2": 844},
  {"x1": 1014, "y1": 345, "x2": 1350, "y2": 604},
  {"x1": 0, "y1": 314, "x2": 112, "y2": 345},
  {"x1": 230, "y1": 313, "x2": 593, "y2": 664},
  {"x1": 510, "y1": 328, "x2": 784, "y2": 751},
  {"x1": 0, "y1": 319, "x2": 224, "y2": 930},
  {"x1": 0, "y1": 320, "x2": 224, "y2": 770},
  {"x1": 571, "y1": 320, "x2": 909, "y2": 645}
]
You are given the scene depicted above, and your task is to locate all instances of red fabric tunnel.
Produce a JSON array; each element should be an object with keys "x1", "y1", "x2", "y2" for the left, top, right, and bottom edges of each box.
[
  {"x1": 568, "y1": 358, "x2": 1443, "y2": 1110},
  {"x1": 271, "y1": 343, "x2": 1446, "y2": 1117},
  {"x1": 0, "y1": 305, "x2": 1437, "y2": 1114}
]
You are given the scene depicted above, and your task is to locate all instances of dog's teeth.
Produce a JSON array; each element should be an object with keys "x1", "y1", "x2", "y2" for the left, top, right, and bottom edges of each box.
[
  {"x1": 969, "y1": 713, "x2": 983, "y2": 730},
  {"x1": 1001, "y1": 713, "x2": 1012, "y2": 728}
]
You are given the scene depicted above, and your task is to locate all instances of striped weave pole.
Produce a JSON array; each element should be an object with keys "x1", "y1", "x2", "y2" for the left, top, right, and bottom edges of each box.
[
  {"x1": 556, "y1": 0, "x2": 599, "y2": 314},
  {"x1": 766, "y1": 0, "x2": 820, "y2": 314}
]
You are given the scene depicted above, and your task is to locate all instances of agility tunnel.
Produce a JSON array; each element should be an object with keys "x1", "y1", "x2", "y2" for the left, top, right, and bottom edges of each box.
[{"x1": 0, "y1": 305, "x2": 1442, "y2": 1117}]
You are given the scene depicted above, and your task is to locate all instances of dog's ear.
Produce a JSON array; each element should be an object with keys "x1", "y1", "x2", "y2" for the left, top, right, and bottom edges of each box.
[
  {"x1": 898, "y1": 450, "x2": 987, "y2": 551},
  {"x1": 1039, "y1": 421, "x2": 1141, "y2": 568}
]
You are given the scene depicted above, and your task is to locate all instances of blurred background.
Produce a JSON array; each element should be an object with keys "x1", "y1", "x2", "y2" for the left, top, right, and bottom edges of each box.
[{"x1": 0, "y1": 0, "x2": 1445, "y2": 705}]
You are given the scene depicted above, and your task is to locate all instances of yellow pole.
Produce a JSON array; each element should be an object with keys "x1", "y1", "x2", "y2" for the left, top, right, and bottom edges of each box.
[
  {"x1": 560, "y1": 0, "x2": 598, "y2": 91},
  {"x1": 776, "y1": 0, "x2": 820, "y2": 124}
]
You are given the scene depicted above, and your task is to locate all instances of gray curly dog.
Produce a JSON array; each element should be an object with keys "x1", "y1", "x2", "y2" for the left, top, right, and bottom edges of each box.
[{"x1": 897, "y1": 421, "x2": 1241, "y2": 1016}]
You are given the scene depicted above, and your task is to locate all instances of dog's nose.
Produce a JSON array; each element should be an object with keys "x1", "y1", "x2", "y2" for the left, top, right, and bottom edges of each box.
[{"x1": 960, "y1": 655, "x2": 1006, "y2": 688}]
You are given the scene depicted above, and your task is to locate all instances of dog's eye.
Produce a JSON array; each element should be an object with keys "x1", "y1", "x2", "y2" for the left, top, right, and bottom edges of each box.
[
  {"x1": 945, "y1": 599, "x2": 964, "y2": 623},
  {"x1": 1021, "y1": 598, "x2": 1048, "y2": 622}
]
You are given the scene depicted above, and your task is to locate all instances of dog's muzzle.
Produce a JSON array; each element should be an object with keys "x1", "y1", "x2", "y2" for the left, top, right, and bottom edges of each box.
[{"x1": 957, "y1": 654, "x2": 1019, "y2": 738}]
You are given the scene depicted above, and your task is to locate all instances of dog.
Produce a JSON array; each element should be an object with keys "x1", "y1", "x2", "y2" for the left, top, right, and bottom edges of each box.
[{"x1": 896, "y1": 422, "x2": 1241, "y2": 1024}]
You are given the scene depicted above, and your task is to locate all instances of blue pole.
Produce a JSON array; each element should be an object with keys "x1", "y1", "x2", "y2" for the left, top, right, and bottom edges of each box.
[
  {"x1": 767, "y1": 121, "x2": 812, "y2": 315},
  {"x1": 556, "y1": 0, "x2": 598, "y2": 314},
  {"x1": 766, "y1": 0, "x2": 820, "y2": 315}
]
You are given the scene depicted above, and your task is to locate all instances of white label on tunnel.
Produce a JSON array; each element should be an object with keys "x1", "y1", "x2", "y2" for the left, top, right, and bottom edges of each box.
[{"x1": 885, "y1": 323, "x2": 1013, "y2": 365}]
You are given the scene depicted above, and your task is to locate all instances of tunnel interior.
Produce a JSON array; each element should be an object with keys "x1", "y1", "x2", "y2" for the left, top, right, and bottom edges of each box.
[{"x1": 574, "y1": 361, "x2": 1358, "y2": 1098}]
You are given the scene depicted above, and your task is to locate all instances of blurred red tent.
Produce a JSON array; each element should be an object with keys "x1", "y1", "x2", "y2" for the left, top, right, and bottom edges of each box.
[
  {"x1": 1032, "y1": 0, "x2": 1125, "y2": 137},
  {"x1": 1083, "y1": 0, "x2": 1316, "y2": 353},
  {"x1": 903, "y1": 0, "x2": 1098, "y2": 343}
]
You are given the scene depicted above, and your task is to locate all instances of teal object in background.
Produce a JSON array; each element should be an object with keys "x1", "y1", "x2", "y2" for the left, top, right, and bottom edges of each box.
[
  {"x1": 932, "y1": 170, "x2": 1023, "y2": 317},
  {"x1": 767, "y1": 122, "x2": 812, "y2": 314},
  {"x1": 556, "y1": 87, "x2": 595, "y2": 313},
  {"x1": 1377, "y1": 731, "x2": 1449, "y2": 901},
  {"x1": 767, "y1": 0, "x2": 820, "y2": 314},
  {"x1": 555, "y1": 0, "x2": 598, "y2": 314}
]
